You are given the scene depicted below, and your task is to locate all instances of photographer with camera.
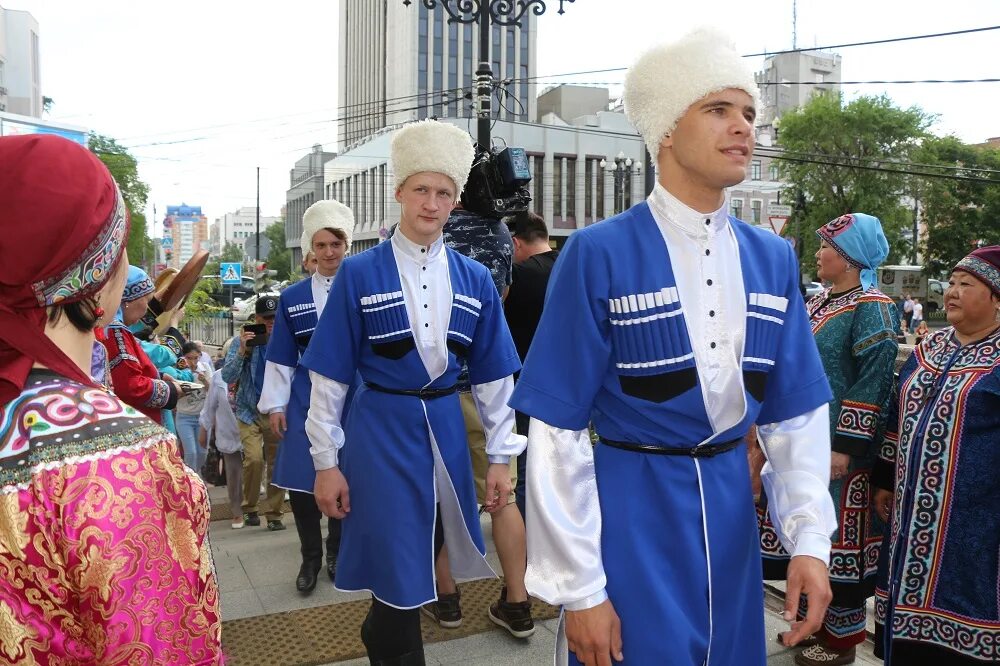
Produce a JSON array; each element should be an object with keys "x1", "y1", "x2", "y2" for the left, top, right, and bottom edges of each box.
[{"x1": 221, "y1": 294, "x2": 285, "y2": 531}]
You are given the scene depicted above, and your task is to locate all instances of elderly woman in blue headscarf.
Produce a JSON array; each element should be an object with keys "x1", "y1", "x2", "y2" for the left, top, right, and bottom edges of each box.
[
  {"x1": 100, "y1": 265, "x2": 182, "y2": 424},
  {"x1": 758, "y1": 213, "x2": 900, "y2": 666}
]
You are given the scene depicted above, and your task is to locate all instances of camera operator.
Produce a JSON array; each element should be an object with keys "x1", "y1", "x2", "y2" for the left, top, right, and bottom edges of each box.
[{"x1": 220, "y1": 294, "x2": 285, "y2": 531}]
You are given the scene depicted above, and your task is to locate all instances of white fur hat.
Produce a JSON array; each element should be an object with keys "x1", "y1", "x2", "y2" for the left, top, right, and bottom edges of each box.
[
  {"x1": 623, "y1": 27, "x2": 760, "y2": 163},
  {"x1": 391, "y1": 119, "x2": 475, "y2": 195},
  {"x1": 301, "y1": 199, "x2": 354, "y2": 253}
]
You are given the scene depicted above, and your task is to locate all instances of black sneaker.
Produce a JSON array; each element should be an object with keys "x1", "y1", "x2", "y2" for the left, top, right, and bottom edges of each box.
[
  {"x1": 243, "y1": 512, "x2": 260, "y2": 527},
  {"x1": 488, "y1": 586, "x2": 535, "y2": 638},
  {"x1": 420, "y1": 590, "x2": 462, "y2": 628},
  {"x1": 266, "y1": 519, "x2": 286, "y2": 531}
]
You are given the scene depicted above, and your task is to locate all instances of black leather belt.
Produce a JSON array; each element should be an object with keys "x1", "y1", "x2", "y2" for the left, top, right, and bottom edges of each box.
[
  {"x1": 601, "y1": 437, "x2": 741, "y2": 458},
  {"x1": 364, "y1": 382, "x2": 458, "y2": 399}
]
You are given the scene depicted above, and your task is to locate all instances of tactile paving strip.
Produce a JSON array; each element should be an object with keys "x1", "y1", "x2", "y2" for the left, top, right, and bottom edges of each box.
[{"x1": 221, "y1": 577, "x2": 559, "y2": 665}]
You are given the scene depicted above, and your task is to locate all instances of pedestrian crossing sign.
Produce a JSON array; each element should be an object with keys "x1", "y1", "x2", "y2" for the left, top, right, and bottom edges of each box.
[{"x1": 220, "y1": 262, "x2": 242, "y2": 285}]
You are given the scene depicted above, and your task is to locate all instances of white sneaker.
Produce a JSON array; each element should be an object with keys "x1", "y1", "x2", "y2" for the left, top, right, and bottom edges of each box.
[{"x1": 231, "y1": 519, "x2": 245, "y2": 529}]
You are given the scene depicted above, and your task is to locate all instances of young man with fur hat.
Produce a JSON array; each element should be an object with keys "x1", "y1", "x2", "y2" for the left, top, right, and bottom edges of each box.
[
  {"x1": 302, "y1": 119, "x2": 525, "y2": 665},
  {"x1": 258, "y1": 200, "x2": 354, "y2": 594},
  {"x1": 510, "y1": 28, "x2": 837, "y2": 665}
]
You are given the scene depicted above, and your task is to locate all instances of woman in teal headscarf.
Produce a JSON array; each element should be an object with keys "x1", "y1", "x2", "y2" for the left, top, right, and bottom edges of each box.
[
  {"x1": 759, "y1": 213, "x2": 900, "y2": 666},
  {"x1": 101, "y1": 265, "x2": 182, "y2": 424}
]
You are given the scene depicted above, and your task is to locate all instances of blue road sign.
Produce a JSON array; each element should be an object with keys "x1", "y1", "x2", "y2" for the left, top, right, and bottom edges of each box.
[{"x1": 220, "y1": 262, "x2": 243, "y2": 285}]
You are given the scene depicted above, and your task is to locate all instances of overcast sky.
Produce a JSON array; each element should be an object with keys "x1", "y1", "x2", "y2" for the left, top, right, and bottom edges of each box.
[{"x1": 11, "y1": 0, "x2": 1000, "y2": 237}]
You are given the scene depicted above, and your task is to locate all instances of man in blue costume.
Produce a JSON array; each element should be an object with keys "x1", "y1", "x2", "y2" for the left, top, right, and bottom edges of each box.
[
  {"x1": 510, "y1": 28, "x2": 838, "y2": 666},
  {"x1": 303, "y1": 119, "x2": 525, "y2": 666},
  {"x1": 259, "y1": 199, "x2": 354, "y2": 594}
]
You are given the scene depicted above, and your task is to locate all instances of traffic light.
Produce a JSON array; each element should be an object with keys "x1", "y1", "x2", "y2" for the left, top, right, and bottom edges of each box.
[
  {"x1": 165, "y1": 249, "x2": 173, "y2": 262},
  {"x1": 254, "y1": 262, "x2": 277, "y2": 293}
]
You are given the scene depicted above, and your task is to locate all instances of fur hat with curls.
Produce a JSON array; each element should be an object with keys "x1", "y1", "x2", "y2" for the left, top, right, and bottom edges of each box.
[
  {"x1": 623, "y1": 27, "x2": 760, "y2": 163},
  {"x1": 391, "y1": 119, "x2": 475, "y2": 195},
  {"x1": 301, "y1": 199, "x2": 354, "y2": 253}
]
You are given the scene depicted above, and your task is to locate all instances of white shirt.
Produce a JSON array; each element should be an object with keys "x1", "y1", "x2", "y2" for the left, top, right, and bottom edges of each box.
[
  {"x1": 312, "y1": 270, "x2": 334, "y2": 317},
  {"x1": 912, "y1": 302, "x2": 923, "y2": 319},
  {"x1": 306, "y1": 230, "x2": 525, "y2": 470},
  {"x1": 647, "y1": 184, "x2": 746, "y2": 434},
  {"x1": 259, "y1": 270, "x2": 338, "y2": 416}
]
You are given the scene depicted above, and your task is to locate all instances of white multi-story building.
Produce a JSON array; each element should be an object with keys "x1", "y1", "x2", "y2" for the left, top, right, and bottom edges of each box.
[
  {"x1": 0, "y1": 5, "x2": 41, "y2": 117},
  {"x1": 338, "y1": 0, "x2": 537, "y2": 151},
  {"x1": 755, "y1": 49, "x2": 841, "y2": 128},
  {"x1": 212, "y1": 207, "x2": 280, "y2": 256}
]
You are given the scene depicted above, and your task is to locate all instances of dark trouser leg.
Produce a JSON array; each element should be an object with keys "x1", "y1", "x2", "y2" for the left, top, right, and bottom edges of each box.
[
  {"x1": 289, "y1": 490, "x2": 323, "y2": 564},
  {"x1": 362, "y1": 600, "x2": 425, "y2": 665},
  {"x1": 360, "y1": 509, "x2": 445, "y2": 664},
  {"x1": 514, "y1": 410, "x2": 529, "y2": 523},
  {"x1": 326, "y1": 514, "x2": 342, "y2": 557},
  {"x1": 818, "y1": 603, "x2": 868, "y2": 650}
]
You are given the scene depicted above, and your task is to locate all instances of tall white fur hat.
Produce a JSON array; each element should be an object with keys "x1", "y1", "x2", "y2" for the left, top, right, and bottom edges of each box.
[
  {"x1": 391, "y1": 119, "x2": 475, "y2": 195},
  {"x1": 301, "y1": 199, "x2": 354, "y2": 253},
  {"x1": 623, "y1": 27, "x2": 760, "y2": 163}
]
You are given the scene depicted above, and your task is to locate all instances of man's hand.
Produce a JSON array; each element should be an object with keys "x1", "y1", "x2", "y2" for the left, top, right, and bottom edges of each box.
[
  {"x1": 269, "y1": 411, "x2": 287, "y2": 438},
  {"x1": 483, "y1": 462, "x2": 512, "y2": 514},
  {"x1": 315, "y1": 467, "x2": 350, "y2": 519},
  {"x1": 239, "y1": 329, "x2": 255, "y2": 355},
  {"x1": 874, "y1": 488, "x2": 893, "y2": 522},
  {"x1": 565, "y1": 600, "x2": 624, "y2": 665},
  {"x1": 197, "y1": 428, "x2": 208, "y2": 449},
  {"x1": 782, "y1": 555, "x2": 832, "y2": 647},
  {"x1": 830, "y1": 452, "x2": 851, "y2": 481}
]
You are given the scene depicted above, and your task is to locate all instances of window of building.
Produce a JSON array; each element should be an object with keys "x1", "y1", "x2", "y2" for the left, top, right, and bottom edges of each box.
[
  {"x1": 566, "y1": 157, "x2": 577, "y2": 224},
  {"x1": 532, "y1": 155, "x2": 544, "y2": 216},
  {"x1": 751, "y1": 160, "x2": 762, "y2": 181},
  {"x1": 585, "y1": 159, "x2": 593, "y2": 222},
  {"x1": 596, "y1": 159, "x2": 605, "y2": 220},
  {"x1": 553, "y1": 158, "x2": 563, "y2": 223},
  {"x1": 730, "y1": 198, "x2": 743, "y2": 219},
  {"x1": 751, "y1": 199, "x2": 762, "y2": 224},
  {"x1": 769, "y1": 163, "x2": 779, "y2": 181}
]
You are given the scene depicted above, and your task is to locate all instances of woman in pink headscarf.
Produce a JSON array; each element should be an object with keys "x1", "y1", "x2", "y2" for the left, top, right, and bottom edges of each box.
[{"x1": 0, "y1": 135, "x2": 223, "y2": 665}]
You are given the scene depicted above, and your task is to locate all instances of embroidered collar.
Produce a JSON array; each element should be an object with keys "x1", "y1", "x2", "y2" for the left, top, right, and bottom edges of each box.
[
  {"x1": 391, "y1": 227, "x2": 445, "y2": 264},
  {"x1": 647, "y1": 182, "x2": 729, "y2": 240}
]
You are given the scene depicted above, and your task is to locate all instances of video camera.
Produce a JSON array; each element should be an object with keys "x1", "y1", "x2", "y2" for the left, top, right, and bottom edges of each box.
[{"x1": 461, "y1": 145, "x2": 532, "y2": 219}]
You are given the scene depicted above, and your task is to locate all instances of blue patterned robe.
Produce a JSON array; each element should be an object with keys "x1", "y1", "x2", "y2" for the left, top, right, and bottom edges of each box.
[
  {"x1": 759, "y1": 287, "x2": 899, "y2": 617},
  {"x1": 873, "y1": 326, "x2": 1000, "y2": 664}
]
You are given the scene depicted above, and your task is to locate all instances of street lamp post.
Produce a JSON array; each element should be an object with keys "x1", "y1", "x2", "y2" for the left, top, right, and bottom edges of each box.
[
  {"x1": 601, "y1": 151, "x2": 640, "y2": 215},
  {"x1": 402, "y1": 0, "x2": 576, "y2": 149}
]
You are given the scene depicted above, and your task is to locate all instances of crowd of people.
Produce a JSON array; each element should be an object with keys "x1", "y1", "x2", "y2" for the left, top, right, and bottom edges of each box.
[{"x1": 1, "y1": 26, "x2": 998, "y2": 666}]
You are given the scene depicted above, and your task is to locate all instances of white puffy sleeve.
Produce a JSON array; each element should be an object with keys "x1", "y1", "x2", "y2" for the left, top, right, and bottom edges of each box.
[
  {"x1": 305, "y1": 370, "x2": 349, "y2": 471},
  {"x1": 523, "y1": 418, "x2": 608, "y2": 612},
  {"x1": 758, "y1": 403, "x2": 837, "y2": 563},
  {"x1": 470, "y1": 376, "x2": 527, "y2": 464},
  {"x1": 257, "y1": 361, "x2": 294, "y2": 414}
]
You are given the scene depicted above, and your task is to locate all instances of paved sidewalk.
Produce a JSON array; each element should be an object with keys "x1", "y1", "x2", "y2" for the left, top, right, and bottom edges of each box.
[{"x1": 210, "y1": 485, "x2": 881, "y2": 665}]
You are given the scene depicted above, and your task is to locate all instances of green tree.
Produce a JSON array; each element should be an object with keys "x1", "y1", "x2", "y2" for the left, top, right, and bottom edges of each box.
[
  {"x1": 264, "y1": 220, "x2": 291, "y2": 282},
  {"x1": 914, "y1": 136, "x2": 1000, "y2": 276},
  {"x1": 776, "y1": 93, "x2": 934, "y2": 277},
  {"x1": 88, "y1": 133, "x2": 155, "y2": 271}
]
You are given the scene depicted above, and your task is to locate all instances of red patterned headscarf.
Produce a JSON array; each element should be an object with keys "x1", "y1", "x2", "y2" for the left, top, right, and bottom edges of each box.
[{"x1": 0, "y1": 135, "x2": 130, "y2": 405}]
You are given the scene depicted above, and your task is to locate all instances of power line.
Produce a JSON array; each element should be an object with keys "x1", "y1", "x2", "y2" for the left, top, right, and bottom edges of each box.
[
  {"x1": 763, "y1": 152, "x2": 1000, "y2": 185},
  {"x1": 744, "y1": 24, "x2": 1000, "y2": 57},
  {"x1": 755, "y1": 147, "x2": 1000, "y2": 176}
]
